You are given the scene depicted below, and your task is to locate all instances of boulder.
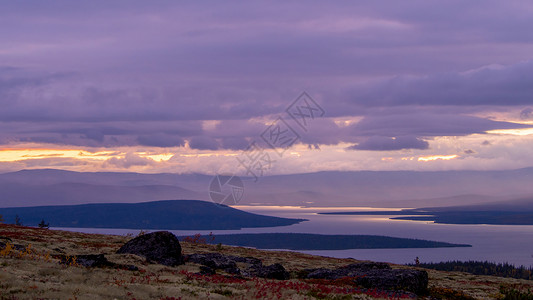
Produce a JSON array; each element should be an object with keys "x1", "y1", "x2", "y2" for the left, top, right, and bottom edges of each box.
[
  {"x1": 231, "y1": 256, "x2": 262, "y2": 265},
  {"x1": 0, "y1": 240, "x2": 29, "y2": 252},
  {"x1": 343, "y1": 262, "x2": 391, "y2": 272},
  {"x1": 199, "y1": 265, "x2": 216, "y2": 275},
  {"x1": 305, "y1": 268, "x2": 339, "y2": 280},
  {"x1": 186, "y1": 253, "x2": 240, "y2": 274},
  {"x1": 59, "y1": 254, "x2": 113, "y2": 268},
  {"x1": 185, "y1": 252, "x2": 289, "y2": 279},
  {"x1": 305, "y1": 262, "x2": 391, "y2": 280},
  {"x1": 0, "y1": 236, "x2": 12, "y2": 243},
  {"x1": 355, "y1": 269, "x2": 428, "y2": 294},
  {"x1": 248, "y1": 263, "x2": 290, "y2": 280},
  {"x1": 303, "y1": 262, "x2": 427, "y2": 294},
  {"x1": 117, "y1": 231, "x2": 183, "y2": 266},
  {"x1": 58, "y1": 254, "x2": 139, "y2": 270}
]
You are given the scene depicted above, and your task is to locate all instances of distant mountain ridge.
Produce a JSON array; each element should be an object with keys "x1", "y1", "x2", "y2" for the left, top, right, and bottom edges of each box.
[
  {"x1": 0, "y1": 200, "x2": 306, "y2": 230},
  {"x1": 2, "y1": 168, "x2": 533, "y2": 207},
  {"x1": 0, "y1": 181, "x2": 203, "y2": 207}
]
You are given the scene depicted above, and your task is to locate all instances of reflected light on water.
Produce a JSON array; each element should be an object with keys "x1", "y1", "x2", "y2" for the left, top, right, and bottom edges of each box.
[{"x1": 55, "y1": 205, "x2": 533, "y2": 267}]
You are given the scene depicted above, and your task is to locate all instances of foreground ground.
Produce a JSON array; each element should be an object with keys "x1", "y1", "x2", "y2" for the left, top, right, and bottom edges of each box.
[{"x1": 1, "y1": 224, "x2": 532, "y2": 299}]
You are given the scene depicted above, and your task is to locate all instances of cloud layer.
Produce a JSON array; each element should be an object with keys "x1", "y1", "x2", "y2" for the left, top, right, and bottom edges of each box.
[{"x1": 1, "y1": 1, "x2": 533, "y2": 172}]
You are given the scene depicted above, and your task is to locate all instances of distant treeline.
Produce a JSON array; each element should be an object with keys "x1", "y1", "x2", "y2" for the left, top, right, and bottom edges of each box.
[{"x1": 410, "y1": 260, "x2": 533, "y2": 280}]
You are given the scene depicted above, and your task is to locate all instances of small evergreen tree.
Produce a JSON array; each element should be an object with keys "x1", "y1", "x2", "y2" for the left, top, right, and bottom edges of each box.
[
  {"x1": 38, "y1": 219, "x2": 49, "y2": 229},
  {"x1": 14, "y1": 215, "x2": 22, "y2": 226}
]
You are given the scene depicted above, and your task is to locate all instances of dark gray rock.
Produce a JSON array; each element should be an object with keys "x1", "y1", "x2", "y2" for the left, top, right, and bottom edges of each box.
[
  {"x1": 52, "y1": 247, "x2": 65, "y2": 254},
  {"x1": 248, "y1": 263, "x2": 290, "y2": 280},
  {"x1": 343, "y1": 262, "x2": 391, "y2": 272},
  {"x1": 0, "y1": 236, "x2": 12, "y2": 243},
  {"x1": 306, "y1": 268, "x2": 339, "y2": 280},
  {"x1": 305, "y1": 262, "x2": 391, "y2": 280},
  {"x1": 0, "y1": 240, "x2": 28, "y2": 252},
  {"x1": 59, "y1": 254, "x2": 113, "y2": 267},
  {"x1": 231, "y1": 256, "x2": 262, "y2": 265},
  {"x1": 117, "y1": 231, "x2": 183, "y2": 266},
  {"x1": 187, "y1": 253, "x2": 237, "y2": 270},
  {"x1": 12, "y1": 244, "x2": 26, "y2": 251},
  {"x1": 302, "y1": 262, "x2": 427, "y2": 294},
  {"x1": 75, "y1": 254, "x2": 113, "y2": 268},
  {"x1": 58, "y1": 254, "x2": 139, "y2": 270},
  {"x1": 184, "y1": 252, "x2": 289, "y2": 280},
  {"x1": 355, "y1": 269, "x2": 428, "y2": 294},
  {"x1": 199, "y1": 265, "x2": 216, "y2": 275},
  {"x1": 186, "y1": 253, "x2": 241, "y2": 274}
]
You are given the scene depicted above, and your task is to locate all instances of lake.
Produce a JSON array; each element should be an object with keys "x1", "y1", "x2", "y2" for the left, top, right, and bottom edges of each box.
[{"x1": 55, "y1": 205, "x2": 533, "y2": 267}]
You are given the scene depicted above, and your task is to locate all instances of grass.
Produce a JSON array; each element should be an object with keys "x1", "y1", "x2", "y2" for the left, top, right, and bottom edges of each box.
[{"x1": 1, "y1": 224, "x2": 532, "y2": 299}]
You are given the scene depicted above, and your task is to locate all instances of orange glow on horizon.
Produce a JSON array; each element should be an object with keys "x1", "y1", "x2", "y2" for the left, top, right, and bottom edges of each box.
[
  {"x1": 0, "y1": 148, "x2": 117, "y2": 162},
  {"x1": 486, "y1": 128, "x2": 533, "y2": 136},
  {"x1": 0, "y1": 148, "x2": 176, "y2": 163},
  {"x1": 417, "y1": 154, "x2": 459, "y2": 162},
  {"x1": 136, "y1": 152, "x2": 174, "y2": 162}
]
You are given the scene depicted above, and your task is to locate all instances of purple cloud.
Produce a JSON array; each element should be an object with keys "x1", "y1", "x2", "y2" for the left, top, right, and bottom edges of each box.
[
  {"x1": 345, "y1": 61, "x2": 533, "y2": 108},
  {"x1": 188, "y1": 136, "x2": 220, "y2": 150},
  {"x1": 1, "y1": 1, "x2": 533, "y2": 154},
  {"x1": 137, "y1": 134, "x2": 185, "y2": 148},
  {"x1": 350, "y1": 112, "x2": 530, "y2": 137}
]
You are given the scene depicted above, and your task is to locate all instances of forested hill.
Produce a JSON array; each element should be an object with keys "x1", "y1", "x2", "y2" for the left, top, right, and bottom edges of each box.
[{"x1": 0, "y1": 200, "x2": 306, "y2": 230}]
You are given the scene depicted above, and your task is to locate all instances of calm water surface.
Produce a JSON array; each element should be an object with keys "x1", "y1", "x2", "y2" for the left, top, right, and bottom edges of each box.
[{"x1": 55, "y1": 206, "x2": 533, "y2": 267}]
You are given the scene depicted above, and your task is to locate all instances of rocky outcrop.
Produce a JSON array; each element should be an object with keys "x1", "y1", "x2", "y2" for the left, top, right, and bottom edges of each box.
[
  {"x1": 114, "y1": 233, "x2": 425, "y2": 292},
  {"x1": 305, "y1": 262, "x2": 391, "y2": 279},
  {"x1": 59, "y1": 254, "x2": 114, "y2": 268},
  {"x1": 301, "y1": 262, "x2": 428, "y2": 294},
  {"x1": 186, "y1": 253, "x2": 240, "y2": 274},
  {"x1": 117, "y1": 231, "x2": 183, "y2": 266},
  {"x1": 57, "y1": 254, "x2": 138, "y2": 270},
  {"x1": 355, "y1": 269, "x2": 428, "y2": 294},
  {"x1": 185, "y1": 253, "x2": 290, "y2": 280},
  {"x1": 248, "y1": 263, "x2": 290, "y2": 280},
  {"x1": 0, "y1": 236, "x2": 12, "y2": 243},
  {"x1": 0, "y1": 238, "x2": 32, "y2": 252}
]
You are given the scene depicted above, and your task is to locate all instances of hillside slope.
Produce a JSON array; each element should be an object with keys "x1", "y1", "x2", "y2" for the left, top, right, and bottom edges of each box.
[
  {"x1": 0, "y1": 200, "x2": 306, "y2": 230},
  {"x1": 1, "y1": 224, "x2": 532, "y2": 299}
]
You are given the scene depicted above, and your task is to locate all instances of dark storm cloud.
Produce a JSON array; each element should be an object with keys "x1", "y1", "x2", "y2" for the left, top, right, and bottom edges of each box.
[
  {"x1": 221, "y1": 137, "x2": 250, "y2": 151},
  {"x1": 137, "y1": 134, "x2": 185, "y2": 148},
  {"x1": 347, "y1": 61, "x2": 533, "y2": 108},
  {"x1": 350, "y1": 113, "x2": 530, "y2": 137},
  {"x1": 0, "y1": 120, "x2": 200, "y2": 148},
  {"x1": 188, "y1": 136, "x2": 220, "y2": 150},
  {"x1": 296, "y1": 119, "x2": 352, "y2": 146},
  {"x1": 299, "y1": 112, "x2": 528, "y2": 150},
  {"x1": 200, "y1": 112, "x2": 529, "y2": 151}
]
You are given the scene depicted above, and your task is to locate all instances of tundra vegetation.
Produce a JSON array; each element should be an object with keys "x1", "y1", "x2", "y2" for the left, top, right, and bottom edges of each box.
[{"x1": 1, "y1": 224, "x2": 533, "y2": 299}]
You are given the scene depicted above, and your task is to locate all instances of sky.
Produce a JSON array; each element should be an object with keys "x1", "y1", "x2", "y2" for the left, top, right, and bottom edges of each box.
[{"x1": 1, "y1": 1, "x2": 533, "y2": 175}]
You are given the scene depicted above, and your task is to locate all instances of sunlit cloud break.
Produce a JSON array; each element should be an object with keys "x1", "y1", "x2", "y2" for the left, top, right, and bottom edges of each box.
[{"x1": 418, "y1": 155, "x2": 459, "y2": 162}]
